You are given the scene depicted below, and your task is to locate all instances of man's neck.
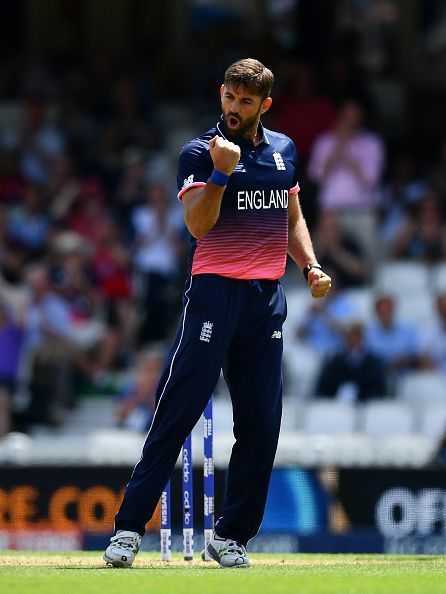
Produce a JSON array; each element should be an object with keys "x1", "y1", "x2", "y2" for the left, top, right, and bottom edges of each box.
[
  {"x1": 252, "y1": 128, "x2": 262, "y2": 146},
  {"x1": 246, "y1": 121, "x2": 261, "y2": 145}
]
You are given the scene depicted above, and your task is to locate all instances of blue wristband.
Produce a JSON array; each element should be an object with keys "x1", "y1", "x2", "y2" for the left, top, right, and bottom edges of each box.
[{"x1": 210, "y1": 169, "x2": 230, "y2": 187}]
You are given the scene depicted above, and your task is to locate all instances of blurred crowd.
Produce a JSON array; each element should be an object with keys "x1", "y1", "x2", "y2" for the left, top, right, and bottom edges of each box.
[
  {"x1": 297, "y1": 291, "x2": 446, "y2": 401},
  {"x1": 0, "y1": 57, "x2": 195, "y2": 434},
  {"x1": 1, "y1": 7, "x2": 446, "y2": 437}
]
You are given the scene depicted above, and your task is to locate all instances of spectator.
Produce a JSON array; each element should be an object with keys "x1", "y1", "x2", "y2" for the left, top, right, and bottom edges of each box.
[
  {"x1": 131, "y1": 182, "x2": 185, "y2": 343},
  {"x1": 91, "y1": 220, "x2": 135, "y2": 351},
  {"x1": 315, "y1": 320, "x2": 387, "y2": 401},
  {"x1": 50, "y1": 235, "x2": 121, "y2": 379},
  {"x1": 273, "y1": 60, "x2": 335, "y2": 165},
  {"x1": 273, "y1": 60, "x2": 336, "y2": 229},
  {"x1": 67, "y1": 176, "x2": 112, "y2": 248},
  {"x1": 313, "y1": 209, "x2": 367, "y2": 288},
  {"x1": 22, "y1": 265, "x2": 96, "y2": 425},
  {"x1": 114, "y1": 147, "x2": 147, "y2": 224},
  {"x1": 115, "y1": 347, "x2": 164, "y2": 433},
  {"x1": 0, "y1": 302, "x2": 24, "y2": 437},
  {"x1": 7, "y1": 184, "x2": 51, "y2": 259},
  {"x1": 307, "y1": 97, "x2": 385, "y2": 257},
  {"x1": 0, "y1": 256, "x2": 27, "y2": 318},
  {"x1": 391, "y1": 190, "x2": 446, "y2": 263},
  {"x1": 366, "y1": 295, "x2": 419, "y2": 390},
  {"x1": 0, "y1": 148, "x2": 24, "y2": 204},
  {"x1": 379, "y1": 149, "x2": 428, "y2": 251},
  {"x1": 420, "y1": 293, "x2": 446, "y2": 373},
  {"x1": 46, "y1": 154, "x2": 81, "y2": 224},
  {"x1": 19, "y1": 100, "x2": 66, "y2": 186}
]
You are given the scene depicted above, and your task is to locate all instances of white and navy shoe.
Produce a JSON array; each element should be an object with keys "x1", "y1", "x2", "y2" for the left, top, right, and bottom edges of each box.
[
  {"x1": 103, "y1": 530, "x2": 141, "y2": 567},
  {"x1": 203, "y1": 532, "x2": 252, "y2": 568}
]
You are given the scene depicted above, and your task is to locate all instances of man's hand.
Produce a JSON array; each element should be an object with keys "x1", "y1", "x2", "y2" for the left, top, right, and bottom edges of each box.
[
  {"x1": 209, "y1": 135, "x2": 241, "y2": 175},
  {"x1": 307, "y1": 267, "x2": 332, "y2": 299}
]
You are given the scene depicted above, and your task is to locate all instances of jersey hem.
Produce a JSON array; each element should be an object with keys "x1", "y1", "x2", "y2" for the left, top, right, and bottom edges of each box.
[{"x1": 190, "y1": 269, "x2": 284, "y2": 281}]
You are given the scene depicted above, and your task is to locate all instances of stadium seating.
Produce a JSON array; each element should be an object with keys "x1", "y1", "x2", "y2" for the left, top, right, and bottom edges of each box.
[
  {"x1": 361, "y1": 401, "x2": 414, "y2": 438},
  {"x1": 419, "y1": 403, "x2": 446, "y2": 440},
  {"x1": 282, "y1": 341, "x2": 323, "y2": 400},
  {"x1": 431, "y1": 263, "x2": 446, "y2": 292},
  {"x1": 304, "y1": 400, "x2": 357, "y2": 435},
  {"x1": 343, "y1": 288, "x2": 373, "y2": 321},
  {"x1": 283, "y1": 288, "x2": 313, "y2": 328},
  {"x1": 399, "y1": 372, "x2": 446, "y2": 407},
  {"x1": 7, "y1": 393, "x2": 444, "y2": 467},
  {"x1": 374, "y1": 261, "x2": 430, "y2": 294},
  {"x1": 88, "y1": 430, "x2": 145, "y2": 464},
  {"x1": 397, "y1": 290, "x2": 435, "y2": 327}
]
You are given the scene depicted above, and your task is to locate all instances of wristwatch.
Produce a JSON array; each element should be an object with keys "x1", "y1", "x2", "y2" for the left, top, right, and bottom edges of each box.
[{"x1": 303, "y1": 263, "x2": 322, "y2": 281}]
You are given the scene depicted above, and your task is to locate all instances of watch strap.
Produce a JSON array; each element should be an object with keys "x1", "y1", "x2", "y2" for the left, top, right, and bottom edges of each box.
[{"x1": 303, "y1": 263, "x2": 322, "y2": 281}]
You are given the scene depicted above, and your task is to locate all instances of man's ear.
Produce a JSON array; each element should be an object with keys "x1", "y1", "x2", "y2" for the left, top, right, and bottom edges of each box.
[
  {"x1": 220, "y1": 84, "x2": 225, "y2": 99},
  {"x1": 261, "y1": 97, "x2": 273, "y2": 115}
]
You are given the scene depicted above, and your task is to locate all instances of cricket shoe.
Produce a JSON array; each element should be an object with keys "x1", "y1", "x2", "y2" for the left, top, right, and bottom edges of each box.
[
  {"x1": 103, "y1": 530, "x2": 141, "y2": 567},
  {"x1": 202, "y1": 532, "x2": 252, "y2": 568}
]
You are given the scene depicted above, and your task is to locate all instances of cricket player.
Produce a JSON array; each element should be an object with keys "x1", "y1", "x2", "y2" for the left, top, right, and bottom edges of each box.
[{"x1": 104, "y1": 58, "x2": 331, "y2": 568}]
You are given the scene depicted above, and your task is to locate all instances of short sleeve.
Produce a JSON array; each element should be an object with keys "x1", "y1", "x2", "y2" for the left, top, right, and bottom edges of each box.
[
  {"x1": 177, "y1": 140, "x2": 213, "y2": 201},
  {"x1": 289, "y1": 139, "x2": 300, "y2": 195}
]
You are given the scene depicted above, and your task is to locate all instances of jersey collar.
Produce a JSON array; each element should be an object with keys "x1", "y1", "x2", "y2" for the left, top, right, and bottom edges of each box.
[{"x1": 216, "y1": 116, "x2": 270, "y2": 147}]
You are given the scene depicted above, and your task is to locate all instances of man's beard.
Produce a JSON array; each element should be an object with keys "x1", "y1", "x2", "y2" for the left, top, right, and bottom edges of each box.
[{"x1": 223, "y1": 106, "x2": 262, "y2": 138}]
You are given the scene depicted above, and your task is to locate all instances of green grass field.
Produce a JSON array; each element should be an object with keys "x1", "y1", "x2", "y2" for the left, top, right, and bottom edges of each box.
[{"x1": 1, "y1": 551, "x2": 446, "y2": 594}]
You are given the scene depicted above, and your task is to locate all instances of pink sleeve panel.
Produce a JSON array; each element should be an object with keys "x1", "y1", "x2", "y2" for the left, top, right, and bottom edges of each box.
[{"x1": 177, "y1": 181, "x2": 207, "y2": 202}]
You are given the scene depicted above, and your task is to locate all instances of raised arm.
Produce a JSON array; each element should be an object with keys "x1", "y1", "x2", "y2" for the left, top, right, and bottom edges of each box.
[{"x1": 182, "y1": 136, "x2": 240, "y2": 238}]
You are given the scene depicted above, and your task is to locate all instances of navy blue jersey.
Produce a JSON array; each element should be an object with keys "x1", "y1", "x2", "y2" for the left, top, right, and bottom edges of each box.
[{"x1": 177, "y1": 119, "x2": 300, "y2": 280}]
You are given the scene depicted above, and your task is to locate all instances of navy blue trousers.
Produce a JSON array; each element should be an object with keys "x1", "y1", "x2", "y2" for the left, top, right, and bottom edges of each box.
[{"x1": 115, "y1": 274, "x2": 287, "y2": 545}]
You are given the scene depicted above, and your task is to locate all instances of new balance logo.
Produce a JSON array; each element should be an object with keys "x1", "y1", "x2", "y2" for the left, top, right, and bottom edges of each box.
[
  {"x1": 273, "y1": 152, "x2": 286, "y2": 171},
  {"x1": 271, "y1": 330, "x2": 282, "y2": 339},
  {"x1": 200, "y1": 321, "x2": 213, "y2": 343},
  {"x1": 182, "y1": 174, "x2": 194, "y2": 189}
]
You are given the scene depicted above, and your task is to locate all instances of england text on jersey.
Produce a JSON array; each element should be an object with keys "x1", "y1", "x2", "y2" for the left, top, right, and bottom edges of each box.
[{"x1": 237, "y1": 190, "x2": 289, "y2": 211}]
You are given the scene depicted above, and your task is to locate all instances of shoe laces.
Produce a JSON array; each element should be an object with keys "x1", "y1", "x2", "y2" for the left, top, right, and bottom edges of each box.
[
  {"x1": 111, "y1": 534, "x2": 139, "y2": 551},
  {"x1": 224, "y1": 540, "x2": 246, "y2": 556}
]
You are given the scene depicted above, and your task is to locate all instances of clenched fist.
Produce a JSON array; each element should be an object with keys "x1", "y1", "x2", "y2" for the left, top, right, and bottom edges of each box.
[
  {"x1": 209, "y1": 135, "x2": 241, "y2": 175},
  {"x1": 307, "y1": 267, "x2": 332, "y2": 299}
]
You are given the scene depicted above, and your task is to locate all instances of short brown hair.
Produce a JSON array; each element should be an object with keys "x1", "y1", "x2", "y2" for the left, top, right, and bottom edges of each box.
[{"x1": 224, "y1": 58, "x2": 274, "y2": 100}]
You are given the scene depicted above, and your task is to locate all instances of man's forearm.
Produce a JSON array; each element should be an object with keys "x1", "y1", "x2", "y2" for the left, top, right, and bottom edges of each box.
[
  {"x1": 183, "y1": 182, "x2": 226, "y2": 238},
  {"x1": 288, "y1": 201, "x2": 318, "y2": 269},
  {"x1": 182, "y1": 135, "x2": 241, "y2": 239}
]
